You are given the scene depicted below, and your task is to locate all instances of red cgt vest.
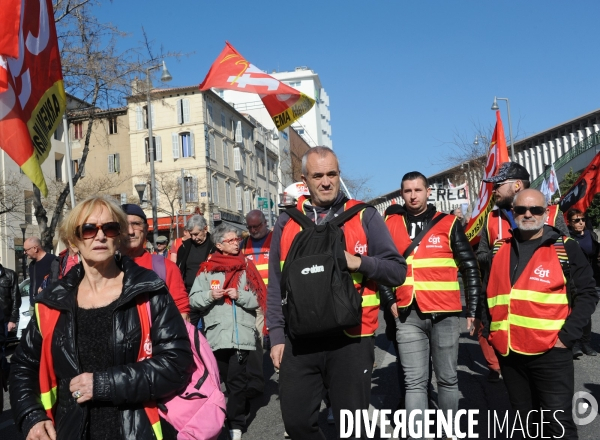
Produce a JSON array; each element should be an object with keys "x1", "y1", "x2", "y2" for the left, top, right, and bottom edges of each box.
[
  {"x1": 36, "y1": 300, "x2": 163, "y2": 439},
  {"x1": 486, "y1": 205, "x2": 559, "y2": 249},
  {"x1": 242, "y1": 231, "x2": 272, "y2": 287},
  {"x1": 280, "y1": 197, "x2": 380, "y2": 337},
  {"x1": 486, "y1": 239, "x2": 570, "y2": 356},
  {"x1": 385, "y1": 212, "x2": 461, "y2": 313}
]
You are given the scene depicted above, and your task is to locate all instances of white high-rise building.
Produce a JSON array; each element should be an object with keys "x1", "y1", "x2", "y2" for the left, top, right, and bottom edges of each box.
[{"x1": 218, "y1": 66, "x2": 332, "y2": 149}]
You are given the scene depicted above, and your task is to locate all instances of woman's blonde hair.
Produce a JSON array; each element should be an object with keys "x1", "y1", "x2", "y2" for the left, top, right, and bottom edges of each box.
[{"x1": 59, "y1": 196, "x2": 128, "y2": 246}]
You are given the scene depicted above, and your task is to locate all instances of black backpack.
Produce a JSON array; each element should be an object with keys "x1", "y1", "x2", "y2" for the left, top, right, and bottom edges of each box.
[{"x1": 281, "y1": 203, "x2": 369, "y2": 339}]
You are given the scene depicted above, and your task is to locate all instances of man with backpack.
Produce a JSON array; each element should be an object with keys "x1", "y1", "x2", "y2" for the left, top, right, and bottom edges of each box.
[
  {"x1": 267, "y1": 147, "x2": 406, "y2": 439},
  {"x1": 383, "y1": 171, "x2": 481, "y2": 437},
  {"x1": 480, "y1": 189, "x2": 598, "y2": 439},
  {"x1": 121, "y1": 204, "x2": 190, "y2": 319}
]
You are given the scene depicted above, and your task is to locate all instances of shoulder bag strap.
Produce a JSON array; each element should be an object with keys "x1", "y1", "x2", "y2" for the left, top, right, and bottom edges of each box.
[{"x1": 403, "y1": 213, "x2": 447, "y2": 259}]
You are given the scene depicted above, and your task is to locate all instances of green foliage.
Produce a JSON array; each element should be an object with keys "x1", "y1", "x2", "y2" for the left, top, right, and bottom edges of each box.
[{"x1": 559, "y1": 168, "x2": 600, "y2": 227}]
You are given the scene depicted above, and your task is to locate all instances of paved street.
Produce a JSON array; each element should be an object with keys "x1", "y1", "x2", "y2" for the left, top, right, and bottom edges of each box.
[{"x1": 2, "y1": 306, "x2": 600, "y2": 439}]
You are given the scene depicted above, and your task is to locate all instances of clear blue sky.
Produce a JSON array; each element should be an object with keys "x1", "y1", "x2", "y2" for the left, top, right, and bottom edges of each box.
[{"x1": 95, "y1": 0, "x2": 600, "y2": 198}]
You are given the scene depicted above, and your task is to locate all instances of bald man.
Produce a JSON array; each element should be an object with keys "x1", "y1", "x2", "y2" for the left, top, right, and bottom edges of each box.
[
  {"x1": 24, "y1": 237, "x2": 57, "y2": 312},
  {"x1": 480, "y1": 189, "x2": 598, "y2": 439}
]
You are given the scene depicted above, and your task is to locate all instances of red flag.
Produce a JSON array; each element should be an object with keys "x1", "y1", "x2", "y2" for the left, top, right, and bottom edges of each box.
[
  {"x1": 0, "y1": 0, "x2": 21, "y2": 92},
  {"x1": 559, "y1": 151, "x2": 600, "y2": 215},
  {"x1": 464, "y1": 111, "x2": 510, "y2": 243},
  {"x1": 199, "y1": 42, "x2": 315, "y2": 131},
  {"x1": 0, "y1": 0, "x2": 66, "y2": 196}
]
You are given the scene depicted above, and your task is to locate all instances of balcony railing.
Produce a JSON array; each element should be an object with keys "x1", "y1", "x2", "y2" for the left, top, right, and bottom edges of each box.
[{"x1": 531, "y1": 131, "x2": 600, "y2": 189}]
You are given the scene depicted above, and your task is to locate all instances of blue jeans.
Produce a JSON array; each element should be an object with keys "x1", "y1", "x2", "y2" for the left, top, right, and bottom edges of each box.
[{"x1": 395, "y1": 305, "x2": 460, "y2": 438}]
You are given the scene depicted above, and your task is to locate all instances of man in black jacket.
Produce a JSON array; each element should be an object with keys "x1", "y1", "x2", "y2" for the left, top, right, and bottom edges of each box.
[
  {"x1": 0, "y1": 263, "x2": 20, "y2": 338},
  {"x1": 382, "y1": 171, "x2": 481, "y2": 436},
  {"x1": 480, "y1": 189, "x2": 598, "y2": 439},
  {"x1": 176, "y1": 214, "x2": 214, "y2": 292}
]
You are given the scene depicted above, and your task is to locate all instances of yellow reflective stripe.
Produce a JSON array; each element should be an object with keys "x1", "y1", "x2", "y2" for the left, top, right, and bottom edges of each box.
[
  {"x1": 406, "y1": 255, "x2": 413, "y2": 265},
  {"x1": 262, "y1": 278, "x2": 269, "y2": 285},
  {"x1": 413, "y1": 281, "x2": 459, "y2": 291},
  {"x1": 280, "y1": 261, "x2": 285, "y2": 270},
  {"x1": 412, "y1": 258, "x2": 457, "y2": 268},
  {"x1": 343, "y1": 330, "x2": 375, "y2": 338},
  {"x1": 510, "y1": 289, "x2": 568, "y2": 305},
  {"x1": 402, "y1": 276, "x2": 414, "y2": 287},
  {"x1": 361, "y1": 292, "x2": 380, "y2": 307},
  {"x1": 510, "y1": 314, "x2": 565, "y2": 331},
  {"x1": 352, "y1": 273, "x2": 364, "y2": 284},
  {"x1": 490, "y1": 320, "x2": 508, "y2": 332},
  {"x1": 40, "y1": 386, "x2": 57, "y2": 410},
  {"x1": 488, "y1": 294, "x2": 510, "y2": 308},
  {"x1": 152, "y1": 420, "x2": 163, "y2": 440},
  {"x1": 255, "y1": 264, "x2": 268, "y2": 270}
]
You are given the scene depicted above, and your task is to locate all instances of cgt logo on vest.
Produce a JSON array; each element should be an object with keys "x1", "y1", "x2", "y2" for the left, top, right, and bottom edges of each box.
[
  {"x1": 531, "y1": 265, "x2": 551, "y2": 284},
  {"x1": 427, "y1": 235, "x2": 442, "y2": 248},
  {"x1": 354, "y1": 241, "x2": 367, "y2": 255},
  {"x1": 301, "y1": 265, "x2": 325, "y2": 275}
]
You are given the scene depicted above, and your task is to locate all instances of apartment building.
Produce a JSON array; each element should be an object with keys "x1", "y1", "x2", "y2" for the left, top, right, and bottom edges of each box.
[{"x1": 126, "y1": 85, "x2": 279, "y2": 236}]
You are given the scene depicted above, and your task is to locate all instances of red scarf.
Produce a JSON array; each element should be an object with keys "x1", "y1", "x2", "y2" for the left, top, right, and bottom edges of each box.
[{"x1": 198, "y1": 252, "x2": 267, "y2": 312}]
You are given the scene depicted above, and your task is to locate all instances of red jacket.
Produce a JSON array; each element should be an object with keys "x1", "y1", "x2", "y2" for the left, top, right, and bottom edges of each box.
[{"x1": 134, "y1": 252, "x2": 190, "y2": 314}]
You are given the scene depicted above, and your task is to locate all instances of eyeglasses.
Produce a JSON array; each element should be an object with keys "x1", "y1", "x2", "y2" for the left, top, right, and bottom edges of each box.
[
  {"x1": 571, "y1": 217, "x2": 585, "y2": 223},
  {"x1": 513, "y1": 206, "x2": 546, "y2": 216},
  {"x1": 221, "y1": 237, "x2": 242, "y2": 245},
  {"x1": 246, "y1": 223, "x2": 264, "y2": 230},
  {"x1": 128, "y1": 221, "x2": 145, "y2": 230},
  {"x1": 24, "y1": 246, "x2": 36, "y2": 253},
  {"x1": 76, "y1": 222, "x2": 121, "y2": 240},
  {"x1": 492, "y1": 180, "x2": 517, "y2": 191}
]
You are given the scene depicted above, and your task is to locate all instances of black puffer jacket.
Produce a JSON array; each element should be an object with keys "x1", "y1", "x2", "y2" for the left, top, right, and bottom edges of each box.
[
  {"x1": 380, "y1": 204, "x2": 481, "y2": 318},
  {"x1": 9, "y1": 256, "x2": 193, "y2": 439},
  {"x1": 0, "y1": 264, "x2": 20, "y2": 323}
]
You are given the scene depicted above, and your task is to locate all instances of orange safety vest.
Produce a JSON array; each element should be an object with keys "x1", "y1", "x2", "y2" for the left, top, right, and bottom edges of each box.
[
  {"x1": 35, "y1": 300, "x2": 163, "y2": 439},
  {"x1": 385, "y1": 212, "x2": 461, "y2": 313},
  {"x1": 279, "y1": 196, "x2": 380, "y2": 337},
  {"x1": 486, "y1": 205, "x2": 559, "y2": 249},
  {"x1": 486, "y1": 239, "x2": 570, "y2": 356},
  {"x1": 242, "y1": 231, "x2": 272, "y2": 287}
]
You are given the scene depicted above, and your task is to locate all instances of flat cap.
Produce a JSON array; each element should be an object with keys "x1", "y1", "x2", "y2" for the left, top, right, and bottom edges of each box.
[
  {"x1": 483, "y1": 162, "x2": 530, "y2": 184},
  {"x1": 121, "y1": 204, "x2": 147, "y2": 222}
]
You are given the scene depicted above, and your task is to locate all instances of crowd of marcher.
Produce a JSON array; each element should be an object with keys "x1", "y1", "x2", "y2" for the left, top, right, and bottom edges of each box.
[{"x1": 0, "y1": 147, "x2": 598, "y2": 440}]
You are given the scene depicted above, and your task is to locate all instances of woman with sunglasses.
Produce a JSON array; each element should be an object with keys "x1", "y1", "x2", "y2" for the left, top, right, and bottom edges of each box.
[
  {"x1": 10, "y1": 196, "x2": 192, "y2": 440},
  {"x1": 189, "y1": 224, "x2": 267, "y2": 440},
  {"x1": 567, "y1": 208, "x2": 600, "y2": 358}
]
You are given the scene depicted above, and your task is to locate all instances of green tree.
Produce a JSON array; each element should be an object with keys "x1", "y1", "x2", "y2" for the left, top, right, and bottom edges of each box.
[{"x1": 559, "y1": 168, "x2": 600, "y2": 227}]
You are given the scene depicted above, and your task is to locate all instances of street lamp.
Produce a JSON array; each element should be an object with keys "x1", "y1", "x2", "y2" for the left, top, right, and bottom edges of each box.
[
  {"x1": 19, "y1": 223, "x2": 27, "y2": 280},
  {"x1": 146, "y1": 60, "x2": 172, "y2": 245},
  {"x1": 491, "y1": 96, "x2": 515, "y2": 162},
  {"x1": 135, "y1": 183, "x2": 147, "y2": 205}
]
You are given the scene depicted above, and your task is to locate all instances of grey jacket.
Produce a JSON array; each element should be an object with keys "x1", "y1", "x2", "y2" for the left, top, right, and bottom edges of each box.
[{"x1": 189, "y1": 270, "x2": 259, "y2": 351}]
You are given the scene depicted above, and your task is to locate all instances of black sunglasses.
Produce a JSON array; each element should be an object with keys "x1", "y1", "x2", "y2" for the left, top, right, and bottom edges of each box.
[
  {"x1": 513, "y1": 206, "x2": 546, "y2": 216},
  {"x1": 571, "y1": 218, "x2": 585, "y2": 223},
  {"x1": 76, "y1": 222, "x2": 121, "y2": 240}
]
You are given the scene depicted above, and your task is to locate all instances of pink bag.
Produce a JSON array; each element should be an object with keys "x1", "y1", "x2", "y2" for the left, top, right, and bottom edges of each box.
[{"x1": 145, "y1": 302, "x2": 227, "y2": 439}]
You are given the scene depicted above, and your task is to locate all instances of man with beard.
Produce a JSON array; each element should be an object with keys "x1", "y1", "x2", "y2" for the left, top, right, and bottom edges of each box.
[
  {"x1": 475, "y1": 162, "x2": 568, "y2": 382},
  {"x1": 480, "y1": 189, "x2": 597, "y2": 439},
  {"x1": 383, "y1": 171, "x2": 480, "y2": 437}
]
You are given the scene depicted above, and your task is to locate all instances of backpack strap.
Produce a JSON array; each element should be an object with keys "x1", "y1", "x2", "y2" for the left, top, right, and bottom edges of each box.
[
  {"x1": 402, "y1": 213, "x2": 447, "y2": 259},
  {"x1": 329, "y1": 203, "x2": 370, "y2": 227},
  {"x1": 151, "y1": 254, "x2": 167, "y2": 283},
  {"x1": 285, "y1": 207, "x2": 317, "y2": 229}
]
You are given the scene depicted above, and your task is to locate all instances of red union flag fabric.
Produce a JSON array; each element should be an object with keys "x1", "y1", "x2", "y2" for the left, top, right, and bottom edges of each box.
[
  {"x1": 464, "y1": 111, "x2": 510, "y2": 244},
  {"x1": 559, "y1": 151, "x2": 600, "y2": 216},
  {"x1": 0, "y1": 0, "x2": 21, "y2": 92},
  {"x1": 0, "y1": 0, "x2": 66, "y2": 196},
  {"x1": 199, "y1": 42, "x2": 315, "y2": 131}
]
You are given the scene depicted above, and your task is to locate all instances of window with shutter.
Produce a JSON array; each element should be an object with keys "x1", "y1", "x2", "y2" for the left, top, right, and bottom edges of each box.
[
  {"x1": 183, "y1": 99, "x2": 190, "y2": 123},
  {"x1": 244, "y1": 190, "x2": 251, "y2": 213},
  {"x1": 221, "y1": 113, "x2": 226, "y2": 133},
  {"x1": 226, "y1": 182, "x2": 232, "y2": 208},
  {"x1": 242, "y1": 152, "x2": 247, "y2": 176},
  {"x1": 209, "y1": 133, "x2": 216, "y2": 160},
  {"x1": 233, "y1": 147, "x2": 241, "y2": 171},
  {"x1": 192, "y1": 176, "x2": 198, "y2": 202},
  {"x1": 155, "y1": 136, "x2": 162, "y2": 161},
  {"x1": 145, "y1": 137, "x2": 157, "y2": 163},
  {"x1": 172, "y1": 133, "x2": 179, "y2": 159},
  {"x1": 108, "y1": 154, "x2": 115, "y2": 173},
  {"x1": 236, "y1": 186, "x2": 242, "y2": 211},
  {"x1": 207, "y1": 103, "x2": 213, "y2": 126},
  {"x1": 176, "y1": 99, "x2": 183, "y2": 125},
  {"x1": 181, "y1": 133, "x2": 192, "y2": 158},
  {"x1": 235, "y1": 121, "x2": 242, "y2": 143},
  {"x1": 212, "y1": 176, "x2": 219, "y2": 204},
  {"x1": 114, "y1": 153, "x2": 120, "y2": 173},
  {"x1": 223, "y1": 139, "x2": 229, "y2": 166},
  {"x1": 189, "y1": 132, "x2": 195, "y2": 157},
  {"x1": 108, "y1": 117, "x2": 118, "y2": 134}
]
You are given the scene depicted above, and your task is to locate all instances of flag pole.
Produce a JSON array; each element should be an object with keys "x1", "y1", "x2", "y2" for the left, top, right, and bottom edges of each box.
[{"x1": 62, "y1": 114, "x2": 76, "y2": 208}]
